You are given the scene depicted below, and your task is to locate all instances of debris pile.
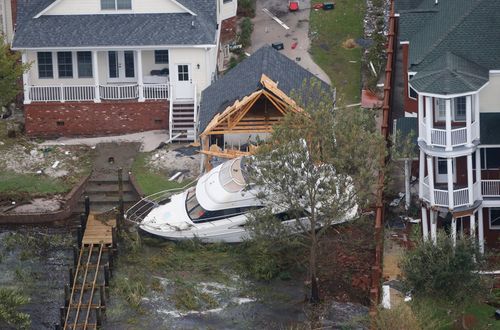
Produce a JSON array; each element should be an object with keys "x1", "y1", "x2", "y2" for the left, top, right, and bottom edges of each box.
[{"x1": 147, "y1": 145, "x2": 201, "y2": 179}]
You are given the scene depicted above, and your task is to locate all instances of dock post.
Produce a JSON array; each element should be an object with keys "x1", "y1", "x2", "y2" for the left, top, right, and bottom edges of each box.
[
  {"x1": 99, "y1": 285, "x2": 106, "y2": 307},
  {"x1": 72, "y1": 246, "x2": 79, "y2": 267},
  {"x1": 84, "y1": 195, "x2": 90, "y2": 217},
  {"x1": 64, "y1": 284, "x2": 70, "y2": 307},
  {"x1": 55, "y1": 324, "x2": 61, "y2": 330},
  {"x1": 76, "y1": 225, "x2": 83, "y2": 248},
  {"x1": 59, "y1": 307, "x2": 66, "y2": 328},
  {"x1": 104, "y1": 265, "x2": 110, "y2": 287},
  {"x1": 95, "y1": 307, "x2": 102, "y2": 327},
  {"x1": 69, "y1": 268, "x2": 74, "y2": 287},
  {"x1": 108, "y1": 248, "x2": 114, "y2": 269},
  {"x1": 80, "y1": 213, "x2": 87, "y2": 231},
  {"x1": 118, "y1": 167, "x2": 124, "y2": 231},
  {"x1": 111, "y1": 227, "x2": 117, "y2": 250}
]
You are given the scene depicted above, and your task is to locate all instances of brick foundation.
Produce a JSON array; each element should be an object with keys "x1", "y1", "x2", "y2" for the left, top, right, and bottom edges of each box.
[{"x1": 25, "y1": 100, "x2": 169, "y2": 138}]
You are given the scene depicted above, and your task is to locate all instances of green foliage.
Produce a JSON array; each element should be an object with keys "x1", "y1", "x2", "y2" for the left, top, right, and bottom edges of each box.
[
  {"x1": 401, "y1": 233, "x2": 487, "y2": 304},
  {"x1": 171, "y1": 278, "x2": 219, "y2": 312},
  {"x1": 0, "y1": 172, "x2": 71, "y2": 200},
  {"x1": 237, "y1": 0, "x2": 256, "y2": 17},
  {"x1": 239, "y1": 17, "x2": 254, "y2": 49},
  {"x1": 131, "y1": 152, "x2": 189, "y2": 195},
  {"x1": 309, "y1": 0, "x2": 365, "y2": 104},
  {"x1": 112, "y1": 275, "x2": 147, "y2": 310},
  {"x1": 375, "y1": 302, "x2": 451, "y2": 330},
  {"x1": 0, "y1": 287, "x2": 31, "y2": 330},
  {"x1": 0, "y1": 36, "x2": 29, "y2": 107}
]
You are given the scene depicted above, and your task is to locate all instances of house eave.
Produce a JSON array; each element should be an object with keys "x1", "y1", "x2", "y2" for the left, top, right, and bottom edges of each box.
[{"x1": 11, "y1": 44, "x2": 217, "y2": 51}]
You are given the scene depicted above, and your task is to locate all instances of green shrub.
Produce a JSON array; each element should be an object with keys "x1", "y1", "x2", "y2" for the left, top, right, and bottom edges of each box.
[
  {"x1": 401, "y1": 233, "x2": 486, "y2": 303},
  {"x1": 237, "y1": 0, "x2": 256, "y2": 17},
  {"x1": 0, "y1": 288, "x2": 31, "y2": 330},
  {"x1": 239, "y1": 17, "x2": 254, "y2": 49}
]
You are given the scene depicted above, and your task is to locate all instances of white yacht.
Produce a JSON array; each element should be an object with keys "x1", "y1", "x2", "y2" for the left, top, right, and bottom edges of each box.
[{"x1": 133, "y1": 157, "x2": 357, "y2": 243}]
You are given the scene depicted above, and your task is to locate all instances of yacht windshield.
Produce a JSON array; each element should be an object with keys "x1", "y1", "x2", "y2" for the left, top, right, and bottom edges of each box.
[{"x1": 185, "y1": 188, "x2": 260, "y2": 223}]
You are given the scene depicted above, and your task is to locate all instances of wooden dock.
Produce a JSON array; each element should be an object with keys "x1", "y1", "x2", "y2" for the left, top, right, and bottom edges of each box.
[{"x1": 60, "y1": 212, "x2": 117, "y2": 330}]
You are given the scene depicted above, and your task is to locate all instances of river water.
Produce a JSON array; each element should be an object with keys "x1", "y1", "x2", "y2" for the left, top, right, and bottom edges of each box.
[{"x1": 0, "y1": 224, "x2": 369, "y2": 329}]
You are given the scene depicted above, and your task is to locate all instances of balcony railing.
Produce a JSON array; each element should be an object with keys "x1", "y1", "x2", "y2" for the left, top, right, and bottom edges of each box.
[
  {"x1": 482, "y1": 180, "x2": 500, "y2": 197},
  {"x1": 421, "y1": 176, "x2": 472, "y2": 208},
  {"x1": 28, "y1": 83, "x2": 169, "y2": 102},
  {"x1": 419, "y1": 121, "x2": 478, "y2": 148}
]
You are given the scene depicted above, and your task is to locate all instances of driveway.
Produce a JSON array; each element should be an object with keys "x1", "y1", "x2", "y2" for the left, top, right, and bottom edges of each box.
[{"x1": 249, "y1": 0, "x2": 331, "y2": 85}]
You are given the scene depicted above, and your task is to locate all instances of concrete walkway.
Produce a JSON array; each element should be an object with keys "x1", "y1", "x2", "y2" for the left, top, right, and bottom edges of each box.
[
  {"x1": 39, "y1": 130, "x2": 169, "y2": 152},
  {"x1": 250, "y1": 0, "x2": 331, "y2": 84}
]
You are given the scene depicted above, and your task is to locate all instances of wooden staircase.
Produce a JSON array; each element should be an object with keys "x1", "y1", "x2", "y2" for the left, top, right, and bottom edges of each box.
[{"x1": 170, "y1": 101, "x2": 197, "y2": 142}]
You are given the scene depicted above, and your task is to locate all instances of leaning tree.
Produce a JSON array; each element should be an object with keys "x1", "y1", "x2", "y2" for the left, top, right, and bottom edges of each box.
[{"x1": 246, "y1": 79, "x2": 386, "y2": 303}]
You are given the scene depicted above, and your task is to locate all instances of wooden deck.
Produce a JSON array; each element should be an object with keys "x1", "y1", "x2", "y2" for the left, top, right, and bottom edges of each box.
[{"x1": 82, "y1": 213, "x2": 116, "y2": 245}]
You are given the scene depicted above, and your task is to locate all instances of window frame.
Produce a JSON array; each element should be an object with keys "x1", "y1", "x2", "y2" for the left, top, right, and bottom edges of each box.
[
  {"x1": 489, "y1": 208, "x2": 500, "y2": 230},
  {"x1": 434, "y1": 98, "x2": 447, "y2": 121},
  {"x1": 77, "y1": 51, "x2": 93, "y2": 78},
  {"x1": 101, "y1": 0, "x2": 132, "y2": 10},
  {"x1": 37, "y1": 52, "x2": 54, "y2": 79},
  {"x1": 57, "y1": 51, "x2": 74, "y2": 79},
  {"x1": 408, "y1": 73, "x2": 418, "y2": 100},
  {"x1": 453, "y1": 96, "x2": 467, "y2": 122},
  {"x1": 154, "y1": 50, "x2": 169, "y2": 64},
  {"x1": 177, "y1": 64, "x2": 189, "y2": 82}
]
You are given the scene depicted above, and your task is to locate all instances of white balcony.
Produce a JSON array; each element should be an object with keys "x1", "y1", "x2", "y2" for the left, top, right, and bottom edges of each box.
[
  {"x1": 421, "y1": 176, "x2": 474, "y2": 208},
  {"x1": 482, "y1": 180, "x2": 500, "y2": 197},
  {"x1": 27, "y1": 83, "x2": 169, "y2": 103},
  {"x1": 419, "y1": 121, "x2": 479, "y2": 149}
]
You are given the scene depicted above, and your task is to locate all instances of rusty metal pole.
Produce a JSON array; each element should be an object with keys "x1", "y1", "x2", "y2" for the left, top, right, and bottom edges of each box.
[
  {"x1": 64, "y1": 284, "x2": 70, "y2": 307},
  {"x1": 76, "y1": 225, "x2": 83, "y2": 248}
]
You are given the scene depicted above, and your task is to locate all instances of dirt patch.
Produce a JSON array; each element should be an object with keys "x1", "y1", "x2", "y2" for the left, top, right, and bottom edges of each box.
[
  {"x1": 317, "y1": 218, "x2": 375, "y2": 305},
  {"x1": 7, "y1": 197, "x2": 64, "y2": 214},
  {"x1": 342, "y1": 38, "x2": 358, "y2": 49},
  {"x1": 147, "y1": 145, "x2": 201, "y2": 179}
]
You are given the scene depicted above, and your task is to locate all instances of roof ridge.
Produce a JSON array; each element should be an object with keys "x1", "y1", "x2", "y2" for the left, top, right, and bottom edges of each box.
[{"x1": 415, "y1": 0, "x2": 485, "y2": 65}]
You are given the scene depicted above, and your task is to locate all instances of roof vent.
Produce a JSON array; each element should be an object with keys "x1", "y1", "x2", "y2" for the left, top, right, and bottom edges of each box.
[{"x1": 191, "y1": 21, "x2": 195, "y2": 28}]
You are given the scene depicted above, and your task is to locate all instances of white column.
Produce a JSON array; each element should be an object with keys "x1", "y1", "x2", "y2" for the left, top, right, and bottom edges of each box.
[
  {"x1": 476, "y1": 149, "x2": 482, "y2": 200},
  {"x1": 430, "y1": 210, "x2": 437, "y2": 244},
  {"x1": 467, "y1": 154, "x2": 474, "y2": 205},
  {"x1": 447, "y1": 158, "x2": 454, "y2": 208},
  {"x1": 425, "y1": 96, "x2": 432, "y2": 144},
  {"x1": 419, "y1": 150, "x2": 425, "y2": 199},
  {"x1": 405, "y1": 160, "x2": 410, "y2": 210},
  {"x1": 470, "y1": 213, "x2": 476, "y2": 239},
  {"x1": 418, "y1": 94, "x2": 424, "y2": 140},
  {"x1": 445, "y1": 98, "x2": 452, "y2": 150},
  {"x1": 478, "y1": 207, "x2": 484, "y2": 254},
  {"x1": 451, "y1": 217, "x2": 457, "y2": 247},
  {"x1": 21, "y1": 52, "x2": 31, "y2": 104},
  {"x1": 136, "y1": 50, "x2": 145, "y2": 102},
  {"x1": 422, "y1": 207, "x2": 429, "y2": 242},
  {"x1": 427, "y1": 156, "x2": 435, "y2": 205},
  {"x1": 466, "y1": 95, "x2": 472, "y2": 146},
  {"x1": 474, "y1": 93, "x2": 480, "y2": 125},
  {"x1": 92, "y1": 50, "x2": 100, "y2": 103}
]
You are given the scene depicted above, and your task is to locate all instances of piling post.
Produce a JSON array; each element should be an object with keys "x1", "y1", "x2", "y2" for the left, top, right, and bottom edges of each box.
[
  {"x1": 118, "y1": 167, "x2": 124, "y2": 230},
  {"x1": 76, "y1": 225, "x2": 83, "y2": 248},
  {"x1": 104, "y1": 265, "x2": 110, "y2": 287},
  {"x1": 64, "y1": 284, "x2": 70, "y2": 307},
  {"x1": 80, "y1": 213, "x2": 87, "y2": 231},
  {"x1": 108, "y1": 249, "x2": 114, "y2": 269},
  {"x1": 59, "y1": 307, "x2": 66, "y2": 328},
  {"x1": 55, "y1": 323, "x2": 61, "y2": 330},
  {"x1": 69, "y1": 268, "x2": 74, "y2": 287},
  {"x1": 99, "y1": 285, "x2": 106, "y2": 308},
  {"x1": 72, "y1": 246, "x2": 79, "y2": 268},
  {"x1": 95, "y1": 307, "x2": 102, "y2": 327},
  {"x1": 111, "y1": 227, "x2": 117, "y2": 250},
  {"x1": 84, "y1": 195, "x2": 90, "y2": 217}
]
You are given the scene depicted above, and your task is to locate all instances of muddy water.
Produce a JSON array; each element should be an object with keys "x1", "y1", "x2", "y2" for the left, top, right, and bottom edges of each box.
[{"x1": 0, "y1": 225, "x2": 368, "y2": 329}]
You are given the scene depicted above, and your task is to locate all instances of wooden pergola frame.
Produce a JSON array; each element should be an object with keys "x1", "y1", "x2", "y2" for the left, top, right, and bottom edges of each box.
[
  {"x1": 199, "y1": 74, "x2": 302, "y2": 167},
  {"x1": 200, "y1": 74, "x2": 303, "y2": 169}
]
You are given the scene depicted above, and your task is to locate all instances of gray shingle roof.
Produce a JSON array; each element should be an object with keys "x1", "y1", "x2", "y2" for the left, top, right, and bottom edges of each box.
[
  {"x1": 198, "y1": 46, "x2": 331, "y2": 134},
  {"x1": 12, "y1": 0, "x2": 217, "y2": 49},
  {"x1": 398, "y1": 0, "x2": 500, "y2": 94},
  {"x1": 410, "y1": 52, "x2": 489, "y2": 95}
]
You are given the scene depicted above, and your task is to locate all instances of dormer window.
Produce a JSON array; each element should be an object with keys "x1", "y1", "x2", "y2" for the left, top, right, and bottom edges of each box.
[{"x1": 101, "y1": 0, "x2": 132, "y2": 10}]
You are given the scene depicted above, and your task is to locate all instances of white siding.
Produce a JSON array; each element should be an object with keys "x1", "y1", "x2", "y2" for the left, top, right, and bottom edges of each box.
[
  {"x1": 479, "y1": 73, "x2": 500, "y2": 113},
  {"x1": 1, "y1": 0, "x2": 14, "y2": 43},
  {"x1": 169, "y1": 48, "x2": 215, "y2": 97},
  {"x1": 43, "y1": 0, "x2": 188, "y2": 16},
  {"x1": 220, "y1": 0, "x2": 237, "y2": 22}
]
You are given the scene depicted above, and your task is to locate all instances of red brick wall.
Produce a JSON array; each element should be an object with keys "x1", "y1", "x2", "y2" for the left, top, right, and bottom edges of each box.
[
  {"x1": 482, "y1": 207, "x2": 500, "y2": 250},
  {"x1": 402, "y1": 44, "x2": 418, "y2": 114},
  {"x1": 25, "y1": 100, "x2": 169, "y2": 138}
]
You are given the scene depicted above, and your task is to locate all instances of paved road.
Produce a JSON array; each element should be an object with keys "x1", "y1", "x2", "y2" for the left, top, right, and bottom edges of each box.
[{"x1": 249, "y1": 0, "x2": 331, "y2": 84}]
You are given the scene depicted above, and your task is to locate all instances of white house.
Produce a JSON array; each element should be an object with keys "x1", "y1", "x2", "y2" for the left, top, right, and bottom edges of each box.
[{"x1": 11, "y1": 0, "x2": 237, "y2": 140}]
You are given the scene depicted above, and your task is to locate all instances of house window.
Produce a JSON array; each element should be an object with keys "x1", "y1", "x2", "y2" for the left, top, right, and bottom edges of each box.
[
  {"x1": 124, "y1": 51, "x2": 135, "y2": 78},
  {"x1": 454, "y1": 96, "x2": 466, "y2": 122},
  {"x1": 437, "y1": 158, "x2": 449, "y2": 175},
  {"x1": 77, "y1": 52, "x2": 93, "y2": 78},
  {"x1": 435, "y1": 98, "x2": 446, "y2": 121},
  {"x1": 408, "y1": 73, "x2": 417, "y2": 99},
  {"x1": 37, "y1": 52, "x2": 53, "y2": 78},
  {"x1": 101, "y1": 0, "x2": 131, "y2": 10},
  {"x1": 489, "y1": 208, "x2": 500, "y2": 229},
  {"x1": 108, "y1": 51, "x2": 118, "y2": 78},
  {"x1": 154, "y1": 50, "x2": 169, "y2": 64},
  {"x1": 178, "y1": 65, "x2": 189, "y2": 81},
  {"x1": 57, "y1": 52, "x2": 73, "y2": 78}
]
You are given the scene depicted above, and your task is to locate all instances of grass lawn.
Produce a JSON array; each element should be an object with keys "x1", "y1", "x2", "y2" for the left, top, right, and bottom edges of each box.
[
  {"x1": 131, "y1": 153, "x2": 190, "y2": 196},
  {"x1": 310, "y1": 0, "x2": 365, "y2": 105},
  {"x1": 0, "y1": 172, "x2": 70, "y2": 199}
]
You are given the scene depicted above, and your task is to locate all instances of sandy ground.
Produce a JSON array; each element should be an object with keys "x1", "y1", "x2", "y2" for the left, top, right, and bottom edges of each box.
[
  {"x1": 250, "y1": 0, "x2": 331, "y2": 84},
  {"x1": 40, "y1": 130, "x2": 169, "y2": 152}
]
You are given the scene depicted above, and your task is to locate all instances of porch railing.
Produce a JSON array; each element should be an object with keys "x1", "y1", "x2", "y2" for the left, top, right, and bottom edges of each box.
[
  {"x1": 27, "y1": 83, "x2": 170, "y2": 102},
  {"x1": 421, "y1": 176, "x2": 473, "y2": 208},
  {"x1": 482, "y1": 180, "x2": 500, "y2": 197},
  {"x1": 419, "y1": 121, "x2": 478, "y2": 148}
]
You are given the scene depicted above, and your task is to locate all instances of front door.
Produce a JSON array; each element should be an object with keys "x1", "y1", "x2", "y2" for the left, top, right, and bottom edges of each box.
[
  {"x1": 107, "y1": 51, "x2": 136, "y2": 82},
  {"x1": 174, "y1": 64, "x2": 194, "y2": 100}
]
